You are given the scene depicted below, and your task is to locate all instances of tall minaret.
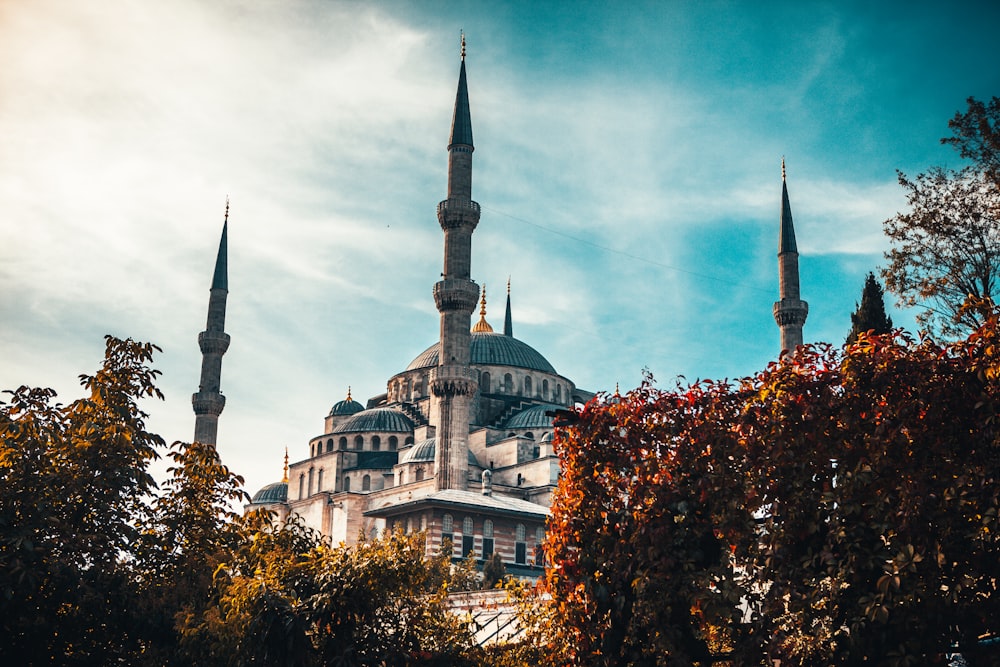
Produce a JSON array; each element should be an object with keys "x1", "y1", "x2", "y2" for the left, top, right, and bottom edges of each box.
[
  {"x1": 503, "y1": 277, "x2": 513, "y2": 337},
  {"x1": 772, "y1": 159, "x2": 808, "y2": 353},
  {"x1": 431, "y1": 35, "x2": 480, "y2": 491},
  {"x1": 192, "y1": 201, "x2": 231, "y2": 445}
]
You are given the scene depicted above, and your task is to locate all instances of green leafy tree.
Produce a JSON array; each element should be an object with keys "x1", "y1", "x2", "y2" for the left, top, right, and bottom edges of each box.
[
  {"x1": 883, "y1": 97, "x2": 1000, "y2": 338},
  {"x1": 847, "y1": 272, "x2": 894, "y2": 344},
  {"x1": 0, "y1": 336, "x2": 165, "y2": 663}
]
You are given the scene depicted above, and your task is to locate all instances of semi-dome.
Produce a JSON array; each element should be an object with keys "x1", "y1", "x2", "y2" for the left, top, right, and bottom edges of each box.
[
  {"x1": 399, "y1": 437, "x2": 479, "y2": 466},
  {"x1": 332, "y1": 408, "x2": 414, "y2": 434},
  {"x1": 504, "y1": 403, "x2": 563, "y2": 429},
  {"x1": 329, "y1": 388, "x2": 364, "y2": 417},
  {"x1": 250, "y1": 481, "x2": 288, "y2": 504},
  {"x1": 406, "y1": 332, "x2": 556, "y2": 374}
]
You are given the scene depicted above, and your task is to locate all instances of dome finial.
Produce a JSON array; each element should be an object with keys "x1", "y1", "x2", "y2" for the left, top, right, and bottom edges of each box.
[
  {"x1": 471, "y1": 283, "x2": 494, "y2": 333},
  {"x1": 346, "y1": 386, "x2": 352, "y2": 401},
  {"x1": 282, "y1": 447, "x2": 289, "y2": 483}
]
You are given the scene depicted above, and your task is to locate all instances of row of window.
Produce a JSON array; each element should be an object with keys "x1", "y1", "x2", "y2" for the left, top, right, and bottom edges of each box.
[
  {"x1": 298, "y1": 470, "x2": 377, "y2": 498},
  {"x1": 438, "y1": 515, "x2": 544, "y2": 565},
  {"x1": 311, "y1": 434, "x2": 416, "y2": 457},
  {"x1": 479, "y1": 371, "x2": 563, "y2": 402}
]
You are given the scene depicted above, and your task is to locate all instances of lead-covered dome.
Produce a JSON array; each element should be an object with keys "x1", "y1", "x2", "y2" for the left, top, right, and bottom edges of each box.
[
  {"x1": 332, "y1": 407, "x2": 414, "y2": 434},
  {"x1": 399, "y1": 437, "x2": 479, "y2": 466},
  {"x1": 329, "y1": 388, "x2": 364, "y2": 417},
  {"x1": 406, "y1": 332, "x2": 556, "y2": 374},
  {"x1": 504, "y1": 403, "x2": 563, "y2": 429},
  {"x1": 250, "y1": 481, "x2": 288, "y2": 504}
]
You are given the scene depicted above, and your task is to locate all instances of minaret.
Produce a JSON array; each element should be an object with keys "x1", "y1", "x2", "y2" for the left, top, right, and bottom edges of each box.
[
  {"x1": 192, "y1": 201, "x2": 231, "y2": 445},
  {"x1": 772, "y1": 159, "x2": 808, "y2": 353},
  {"x1": 431, "y1": 35, "x2": 480, "y2": 491},
  {"x1": 503, "y1": 277, "x2": 513, "y2": 337}
]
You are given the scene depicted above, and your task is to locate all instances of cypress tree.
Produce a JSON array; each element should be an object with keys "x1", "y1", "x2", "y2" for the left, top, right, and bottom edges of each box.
[{"x1": 847, "y1": 272, "x2": 894, "y2": 344}]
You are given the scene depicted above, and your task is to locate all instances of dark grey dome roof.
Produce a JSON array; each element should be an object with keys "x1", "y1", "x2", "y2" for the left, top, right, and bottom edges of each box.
[
  {"x1": 504, "y1": 403, "x2": 563, "y2": 429},
  {"x1": 399, "y1": 438, "x2": 479, "y2": 466},
  {"x1": 329, "y1": 397, "x2": 364, "y2": 417},
  {"x1": 406, "y1": 332, "x2": 556, "y2": 374},
  {"x1": 332, "y1": 408, "x2": 414, "y2": 434},
  {"x1": 250, "y1": 481, "x2": 288, "y2": 504}
]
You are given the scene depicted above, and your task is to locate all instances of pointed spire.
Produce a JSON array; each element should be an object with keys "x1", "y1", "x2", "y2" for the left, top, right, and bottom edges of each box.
[
  {"x1": 503, "y1": 276, "x2": 513, "y2": 337},
  {"x1": 449, "y1": 34, "x2": 474, "y2": 149},
  {"x1": 779, "y1": 159, "x2": 797, "y2": 254},
  {"x1": 212, "y1": 197, "x2": 229, "y2": 290},
  {"x1": 346, "y1": 386, "x2": 352, "y2": 401},
  {"x1": 282, "y1": 447, "x2": 289, "y2": 483},
  {"x1": 472, "y1": 283, "x2": 494, "y2": 332}
]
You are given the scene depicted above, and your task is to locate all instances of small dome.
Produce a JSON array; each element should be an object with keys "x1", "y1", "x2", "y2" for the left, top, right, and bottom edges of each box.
[
  {"x1": 399, "y1": 437, "x2": 479, "y2": 466},
  {"x1": 250, "y1": 481, "x2": 288, "y2": 504},
  {"x1": 504, "y1": 403, "x2": 563, "y2": 429},
  {"x1": 332, "y1": 408, "x2": 414, "y2": 434},
  {"x1": 329, "y1": 388, "x2": 364, "y2": 417},
  {"x1": 407, "y1": 332, "x2": 557, "y2": 374}
]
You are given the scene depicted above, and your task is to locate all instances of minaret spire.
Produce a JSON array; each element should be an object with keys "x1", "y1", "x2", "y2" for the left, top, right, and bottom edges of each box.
[
  {"x1": 192, "y1": 201, "x2": 231, "y2": 445},
  {"x1": 773, "y1": 160, "x2": 808, "y2": 353},
  {"x1": 503, "y1": 276, "x2": 513, "y2": 337},
  {"x1": 431, "y1": 41, "x2": 481, "y2": 491}
]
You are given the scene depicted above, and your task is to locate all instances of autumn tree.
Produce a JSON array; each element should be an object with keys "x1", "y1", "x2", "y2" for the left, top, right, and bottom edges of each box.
[
  {"x1": 847, "y1": 272, "x2": 894, "y2": 344},
  {"x1": 883, "y1": 97, "x2": 1000, "y2": 338}
]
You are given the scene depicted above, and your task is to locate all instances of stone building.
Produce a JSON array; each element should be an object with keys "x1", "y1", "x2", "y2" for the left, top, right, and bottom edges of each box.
[{"x1": 193, "y1": 44, "x2": 807, "y2": 578}]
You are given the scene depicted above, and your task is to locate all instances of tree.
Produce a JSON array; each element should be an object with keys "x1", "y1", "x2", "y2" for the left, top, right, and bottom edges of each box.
[
  {"x1": 0, "y1": 336, "x2": 165, "y2": 663},
  {"x1": 544, "y1": 310, "x2": 1000, "y2": 665},
  {"x1": 883, "y1": 97, "x2": 1000, "y2": 338},
  {"x1": 847, "y1": 272, "x2": 894, "y2": 344}
]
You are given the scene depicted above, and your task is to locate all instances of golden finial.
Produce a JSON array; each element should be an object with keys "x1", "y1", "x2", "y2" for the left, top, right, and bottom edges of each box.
[
  {"x1": 224, "y1": 195, "x2": 230, "y2": 223},
  {"x1": 471, "y1": 283, "x2": 494, "y2": 332},
  {"x1": 346, "y1": 386, "x2": 352, "y2": 401},
  {"x1": 781, "y1": 156, "x2": 786, "y2": 181},
  {"x1": 282, "y1": 447, "x2": 289, "y2": 483},
  {"x1": 615, "y1": 382, "x2": 620, "y2": 396},
  {"x1": 461, "y1": 31, "x2": 466, "y2": 60}
]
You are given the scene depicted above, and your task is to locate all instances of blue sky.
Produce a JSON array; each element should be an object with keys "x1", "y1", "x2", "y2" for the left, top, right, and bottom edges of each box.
[{"x1": 2, "y1": 0, "x2": 997, "y2": 495}]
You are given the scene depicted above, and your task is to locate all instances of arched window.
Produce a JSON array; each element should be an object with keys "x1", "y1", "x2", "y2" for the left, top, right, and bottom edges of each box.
[
  {"x1": 525, "y1": 432, "x2": 534, "y2": 440},
  {"x1": 326, "y1": 438, "x2": 334, "y2": 453},
  {"x1": 388, "y1": 436, "x2": 398, "y2": 451},
  {"x1": 354, "y1": 435, "x2": 364, "y2": 450},
  {"x1": 362, "y1": 474, "x2": 371, "y2": 491},
  {"x1": 524, "y1": 375, "x2": 532, "y2": 396},
  {"x1": 343, "y1": 476, "x2": 351, "y2": 492},
  {"x1": 462, "y1": 517, "x2": 475, "y2": 557},
  {"x1": 441, "y1": 514, "x2": 454, "y2": 553},
  {"x1": 399, "y1": 470, "x2": 406, "y2": 485},
  {"x1": 463, "y1": 517, "x2": 474, "y2": 534},
  {"x1": 298, "y1": 473, "x2": 305, "y2": 500},
  {"x1": 339, "y1": 436, "x2": 348, "y2": 450},
  {"x1": 406, "y1": 517, "x2": 413, "y2": 534},
  {"x1": 317, "y1": 469, "x2": 324, "y2": 492},
  {"x1": 405, "y1": 436, "x2": 414, "y2": 446},
  {"x1": 515, "y1": 523, "x2": 527, "y2": 564},
  {"x1": 555, "y1": 384, "x2": 562, "y2": 402},
  {"x1": 420, "y1": 514, "x2": 427, "y2": 531},
  {"x1": 542, "y1": 379, "x2": 549, "y2": 400},
  {"x1": 504, "y1": 373, "x2": 513, "y2": 393},
  {"x1": 415, "y1": 468, "x2": 424, "y2": 482},
  {"x1": 483, "y1": 519, "x2": 495, "y2": 558},
  {"x1": 371, "y1": 435, "x2": 381, "y2": 451},
  {"x1": 307, "y1": 468, "x2": 314, "y2": 496},
  {"x1": 535, "y1": 525, "x2": 545, "y2": 543}
]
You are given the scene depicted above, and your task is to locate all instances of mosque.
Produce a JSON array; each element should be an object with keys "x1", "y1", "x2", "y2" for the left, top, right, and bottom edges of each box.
[{"x1": 190, "y1": 43, "x2": 807, "y2": 577}]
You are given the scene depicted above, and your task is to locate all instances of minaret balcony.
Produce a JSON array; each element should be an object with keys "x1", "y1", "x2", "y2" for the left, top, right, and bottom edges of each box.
[
  {"x1": 433, "y1": 279, "x2": 480, "y2": 313},
  {"x1": 437, "y1": 198, "x2": 481, "y2": 229},
  {"x1": 430, "y1": 366, "x2": 477, "y2": 397},
  {"x1": 192, "y1": 391, "x2": 226, "y2": 416},
  {"x1": 198, "y1": 330, "x2": 231, "y2": 355},
  {"x1": 772, "y1": 299, "x2": 809, "y2": 325}
]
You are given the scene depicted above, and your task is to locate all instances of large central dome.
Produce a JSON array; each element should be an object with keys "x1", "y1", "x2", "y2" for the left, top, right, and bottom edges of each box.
[{"x1": 406, "y1": 332, "x2": 557, "y2": 374}]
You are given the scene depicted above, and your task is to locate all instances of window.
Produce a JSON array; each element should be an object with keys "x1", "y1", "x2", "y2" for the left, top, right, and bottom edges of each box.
[
  {"x1": 555, "y1": 384, "x2": 562, "y2": 402},
  {"x1": 343, "y1": 476, "x2": 350, "y2": 492},
  {"x1": 308, "y1": 468, "x2": 314, "y2": 496},
  {"x1": 420, "y1": 514, "x2": 427, "y2": 531},
  {"x1": 504, "y1": 373, "x2": 513, "y2": 393},
  {"x1": 462, "y1": 517, "x2": 475, "y2": 557},
  {"x1": 524, "y1": 375, "x2": 532, "y2": 396},
  {"x1": 354, "y1": 435, "x2": 364, "y2": 450},
  {"x1": 405, "y1": 436, "x2": 414, "y2": 446},
  {"x1": 535, "y1": 526, "x2": 545, "y2": 565},
  {"x1": 388, "y1": 436, "x2": 398, "y2": 451},
  {"x1": 298, "y1": 473, "x2": 305, "y2": 500},
  {"x1": 372, "y1": 435, "x2": 381, "y2": 451},
  {"x1": 525, "y1": 432, "x2": 534, "y2": 440},
  {"x1": 326, "y1": 438, "x2": 333, "y2": 453},
  {"x1": 542, "y1": 379, "x2": 549, "y2": 400},
  {"x1": 362, "y1": 474, "x2": 371, "y2": 491},
  {"x1": 317, "y1": 468, "x2": 324, "y2": 492},
  {"x1": 406, "y1": 517, "x2": 413, "y2": 534},
  {"x1": 339, "y1": 436, "x2": 348, "y2": 450},
  {"x1": 415, "y1": 468, "x2": 424, "y2": 482},
  {"x1": 399, "y1": 470, "x2": 406, "y2": 485},
  {"x1": 483, "y1": 519, "x2": 494, "y2": 558},
  {"x1": 515, "y1": 523, "x2": 527, "y2": 564},
  {"x1": 480, "y1": 371, "x2": 491, "y2": 393},
  {"x1": 441, "y1": 514, "x2": 454, "y2": 553}
]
